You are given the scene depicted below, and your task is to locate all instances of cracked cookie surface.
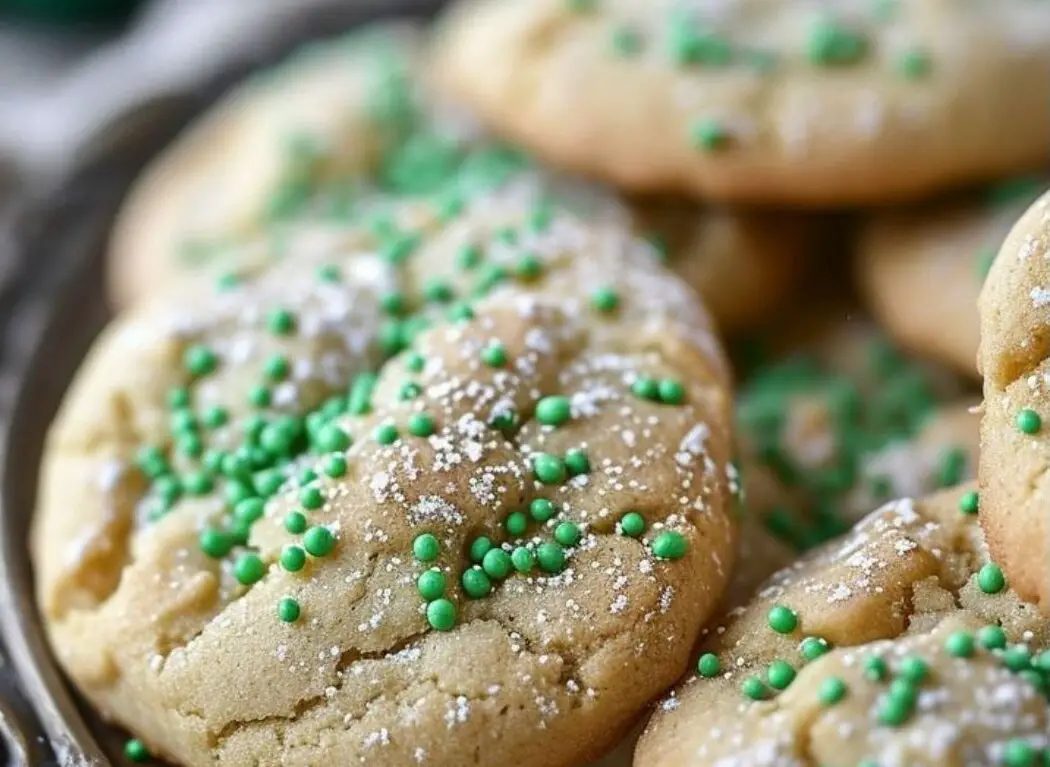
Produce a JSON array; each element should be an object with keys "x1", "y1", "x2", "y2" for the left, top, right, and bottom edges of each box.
[
  {"x1": 36, "y1": 194, "x2": 735, "y2": 766},
  {"x1": 109, "y1": 24, "x2": 814, "y2": 334},
  {"x1": 433, "y1": 0, "x2": 1050, "y2": 206},
  {"x1": 636, "y1": 486, "x2": 1050, "y2": 766},
  {"x1": 978, "y1": 187, "x2": 1050, "y2": 614}
]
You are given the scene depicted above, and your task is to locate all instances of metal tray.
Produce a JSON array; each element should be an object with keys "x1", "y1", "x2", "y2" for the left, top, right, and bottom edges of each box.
[{"x1": 0, "y1": 2, "x2": 442, "y2": 764}]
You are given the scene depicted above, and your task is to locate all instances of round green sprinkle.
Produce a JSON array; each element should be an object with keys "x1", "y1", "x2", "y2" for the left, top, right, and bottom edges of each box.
[
  {"x1": 374, "y1": 423, "x2": 399, "y2": 445},
  {"x1": 234, "y1": 553, "x2": 265, "y2": 586},
  {"x1": 417, "y1": 569, "x2": 446, "y2": 601},
  {"x1": 413, "y1": 533, "x2": 440, "y2": 562},
  {"x1": 284, "y1": 511, "x2": 307, "y2": 535},
  {"x1": 799, "y1": 636, "x2": 830, "y2": 662},
  {"x1": 978, "y1": 624, "x2": 1008, "y2": 650},
  {"x1": 1003, "y1": 740, "x2": 1036, "y2": 767},
  {"x1": 462, "y1": 567, "x2": 492, "y2": 598},
  {"x1": 203, "y1": 405, "x2": 229, "y2": 430},
  {"x1": 399, "y1": 382, "x2": 422, "y2": 401},
  {"x1": 170, "y1": 408, "x2": 197, "y2": 434},
  {"x1": 897, "y1": 48, "x2": 930, "y2": 79},
  {"x1": 767, "y1": 605, "x2": 798, "y2": 634},
  {"x1": 303, "y1": 526, "x2": 335, "y2": 557},
  {"x1": 658, "y1": 379, "x2": 686, "y2": 405},
  {"x1": 248, "y1": 385, "x2": 272, "y2": 409},
  {"x1": 183, "y1": 470, "x2": 214, "y2": 496},
  {"x1": 864, "y1": 656, "x2": 888, "y2": 682},
  {"x1": 299, "y1": 487, "x2": 324, "y2": 511},
  {"x1": 323, "y1": 454, "x2": 347, "y2": 479},
  {"x1": 299, "y1": 468, "x2": 318, "y2": 486},
  {"x1": 515, "y1": 253, "x2": 544, "y2": 281},
  {"x1": 552, "y1": 448, "x2": 584, "y2": 479},
  {"x1": 426, "y1": 598, "x2": 456, "y2": 631},
  {"x1": 137, "y1": 446, "x2": 168, "y2": 478},
  {"x1": 978, "y1": 562, "x2": 1006, "y2": 594},
  {"x1": 741, "y1": 676, "x2": 768, "y2": 701},
  {"x1": 505, "y1": 511, "x2": 529, "y2": 537},
  {"x1": 554, "y1": 521, "x2": 582, "y2": 547},
  {"x1": 1003, "y1": 645, "x2": 1032, "y2": 672},
  {"x1": 199, "y1": 528, "x2": 232, "y2": 559},
  {"x1": 959, "y1": 490, "x2": 980, "y2": 515},
  {"x1": 482, "y1": 548, "x2": 513, "y2": 580},
  {"x1": 423, "y1": 279, "x2": 454, "y2": 304},
  {"x1": 697, "y1": 653, "x2": 720, "y2": 678},
  {"x1": 690, "y1": 119, "x2": 729, "y2": 152},
  {"x1": 1017, "y1": 409, "x2": 1042, "y2": 435},
  {"x1": 511, "y1": 546, "x2": 535, "y2": 573},
  {"x1": 266, "y1": 308, "x2": 296, "y2": 335},
  {"x1": 590, "y1": 286, "x2": 619, "y2": 313},
  {"x1": 456, "y1": 244, "x2": 482, "y2": 271},
  {"x1": 631, "y1": 377, "x2": 660, "y2": 401},
  {"x1": 277, "y1": 597, "x2": 300, "y2": 623},
  {"x1": 533, "y1": 453, "x2": 568, "y2": 485},
  {"x1": 281, "y1": 545, "x2": 307, "y2": 572},
  {"x1": 234, "y1": 498, "x2": 265, "y2": 526},
  {"x1": 184, "y1": 345, "x2": 217, "y2": 376},
  {"x1": 448, "y1": 303, "x2": 475, "y2": 323},
  {"x1": 877, "y1": 696, "x2": 912, "y2": 727},
  {"x1": 317, "y1": 264, "x2": 340, "y2": 283},
  {"x1": 898, "y1": 655, "x2": 928, "y2": 684},
  {"x1": 807, "y1": 18, "x2": 868, "y2": 66},
  {"x1": 469, "y1": 536, "x2": 493, "y2": 563},
  {"x1": 481, "y1": 342, "x2": 507, "y2": 368},
  {"x1": 124, "y1": 739, "x2": 150, "y2": 763},
  {"x1": 767, "y1": 660, "x2": 796, "y2": 690},
  {"x1": 408, "y1": 412, "x2": 436, "y2": 438},
  {"x1": 536, "y1": 396, "x2": 572, "y2": 427},
  {"x1": 315, "y1": 425, "x2": 350, "y2": 453},
  {"x1": 177, "y1": 433, "x2": 203, "y2": 459},
  {"x1": 889, "y1": 679, "x2": 918, "y2": 708},
  {"x1": 536, "y1": 542, "x2": 566, "y2": 573},
  {"x1": 945, "y1": 630, "x2": 975, "y2": 658},
  {"x1": 405, "y1": 352, "x2": 426, "y2": 373},
  {"x1": 264, "y1": 354, "x2": 290, "y2": 381},
  {"x1": 530, "y1": 498, "x2": 556, "y2": 522},
  {"x1": 167, "y1": 386, "x2": 191, "y2": 410},
  {"x1": 818, "y1": 676, "x2": 847, "y2": 706},
  {"x1": 619, "y1": 511, "x2": 646, "y2": 538},
  {"x1": 651, "y1": 530, "x2": 688, "y2": 560}
]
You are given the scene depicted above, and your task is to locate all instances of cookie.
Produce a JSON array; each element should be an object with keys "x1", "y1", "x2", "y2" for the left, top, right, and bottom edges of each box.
[
  {"x1": 636, "y1": 486, "x2": 1050, "y2": 766},
  {"x1": 978, "y1": 186, "x2": 1050, "y2": 614},
  {"x1": 109, "y1": 24, "x2": 813, "y2": 333},
  {"x1": 433, "y1": 0, "x2": 1050, "y2": 206},
  {"x1": 858, "y1": 177, "x2": 1048, "y2": 377},
  {"x1": 35, "y1": 196, "x2": 737, "y2": 766}
]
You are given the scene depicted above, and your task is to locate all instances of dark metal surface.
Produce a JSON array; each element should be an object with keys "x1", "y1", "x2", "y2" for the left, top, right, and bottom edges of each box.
[{"x1": 0, "y1": 2, "x2": 443, "y2": 764}]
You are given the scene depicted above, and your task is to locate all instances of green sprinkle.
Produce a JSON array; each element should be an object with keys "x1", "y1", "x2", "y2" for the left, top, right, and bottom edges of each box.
[
  {"x1": 530, "y1": 498, "x2": 556, "y2": 522},
  {"x1": 564, "y1": 449, "x2": 590, "y2": 476},
  {"x1": 767, "y1": 660, "x2": 796, "y2": 690},
  {"x1": 316, "y1": 264, "x2": 340, "y2": 283},
  {"x1": 937, "y1": 445, "x2": 967, "y2": 487},
  {"x1": 124, "y1": 739, "x2": 150, "y2": 764},
  {"x1": 413, "y1": 533, "x2": 440, "y2": 563},
  {"x1": 426, "y1": 598, "x2": 457, "y2": 631},
  {"x1": 216, "y1": 271, "x2": 240, "y2": 291},
  {"x1": 651, "y1": 530, "x2": 688, "y2": 560},
  {"x1": 818, "y1": 676, "x2": 847, "y2": 706},
  {"x1": 234, "y1": 553, "x2": 266, "y2": 586},
  {"x1": 399, "y1": 382, "x2": 422, "y2": 401},
  {"x1": 266, "y1": 308, "x2": 296, "y2": 335},
  {"x1": 511, "y1": 546, "x2": 535, "y2": 573},
  {"x1": 515, "y1": 253, "x2": 544, "y2": 281},
  {"x1": 456, "y1": 244, "x2": 483, "y2": 271},
  {"x1": 864, "y1": 656, "x2": 888, "y2": 682},
  {"x1": 536, "y1": 541, "x2": 566, "y2": 573},
  {"x1": 889, "y1": 679, "x2": 918, "y2": 708},
  {"x1": 408, "y1": 412, "x2": 436, "y2": 438},
  {"x1": 977, "y1": 562, "x2": 1006, "y2": 594},
  {"x1": 565, "y1": 0, "x2": 594, "y2": 11},
  {"x1": 248, "y1": 385, "x2": 272, "y2": 408},
  {"x1": 462, "y1": 566, "x2": 492, "y2": 598},
  {"x1": 470, "y1": 537, "x2": 493, "y2": 564},
  {"x1": 807, "y1": 18, "x2": 868, "y2": 66},
  {"x1": 183, "y1": 470, "x2": 214, "y2": 496},
  {"x1": 959, "y1": 490, "x2": 980, "y2": 516},
  {"x1": 199, "y1": 528, "x2": 232, "y2": 559},
  {"x1": 898, "y1": 655, "x2": 928, "y2": 684},
  {"x1": 417, "y1": 569, "x2": 446, "y2": 601},
  {"x1": 536, "y1": 395, "x2": 572, "y2": 427},
  {"x1": 374, "y1": 423, "x2": 399, "y2": 445},
  {"x1": 284, "y1": 511, "x2": 307, "y2": 535},
  {"x1": 380, "y1": 290, "x2": 406, "y2": 317},
  {"x1": 381, "y1": 234, "x2": 419, "y2": 265},
  {"x1": 406, "y1": 352, "x2": 426, "y2": 373},
  {"x1": 167, "y1": 386, "x2": 191, "y2": 409},
  {"x1": 554, "y1": 521, "x2": 582, "y2": 547},
  {"x1": 264, "y1": 354, "x2": 290, "y2": 381},
  {"x1": 897, "y1": 48, "x2": 931, "y2": 79},
  {"x1": 303, "y1": 526, "x2": 335, "y2": 557},
  {"x1": 741, "y1": 676, "x2": 768, "y2": 701},
  {"x1": 177, "y1": 433, "x2": 203, "y2": 459},
  {"x1": 234, "y1": 498, "x2": 265, "y2": 525},
  {"x1": 277, "y1": 597, "x2": 300, "y2": 623},
  {"x1": 533, "y1": 453, "x2": 568, "y2": 485},
  {"x1": 690, "y1": 118, "x2": 729, "y2": 152},
  {"x1": 1002, "y1": 740, "x2": 1036, "y2": 767},
  {"x1": 590, "y1": 286, "x2": 620, "y2": 313},
  {"x1": 658, "y1": 378, "x2": 686, "y2": 405},
  {"x1": 505, "y1": 511, "x2": 529, "y2": 537},
  {"x1": 800, "y1": 636, "x2": 831, "y2": 662},
  {"x1": 423, "y1": 279, "x2": 454, "y2": 304},
  {"x1": 184, "y1": 345, "x2": 217, "y2": 376},
  {"x1": 978, "y1": 624, "x2": 1008, "y2": 650},
  {"x1": 945, "y1": 630, "x2": 975, "y2": 658},
  {"x1": 767, "y1": 605, "x2": 798, "y2": 634},
  {"x1": 300, "y1": 486, "x2": 324, "y2": 510},
  {"x1": 632, "y1": 377, "x2": 660, "y2": 401},
  {"x1": 482, "y1": 548, "x2": 513, "y2": 580},
  {"x1": 1017, "y1": 408, "x2": 1042, "y2": 435},
  {"x1": 481, "y1": 342, "x2": 507, "y2": 368},
  {"x1": 448, "y1": 303, "x2": 475, "y2": 323},
  {"x1": 315, "y1": 425, "x2": 351, "y2": 453},
  {"x1": 1003, "y1": 645, "x2": 1032, "y2": 672},
  {"x1": 697, "y1": 653, "x2": 720, "y2": 678},
  {"x1": 619, "y1": 511, "x2": 646, "y2": 537},
  {"x1": 877, "y1": 695, "x2": 912, "y2": 727},
  {"x1": 281, "y1": 545, "x2": 307, "y2": 572},
  {"x1": 323, "y1": 454, "x2": 347, "y2": 479}
]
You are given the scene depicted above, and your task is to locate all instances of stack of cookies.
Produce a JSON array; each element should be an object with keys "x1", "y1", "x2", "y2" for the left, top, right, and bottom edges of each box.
[{"x1": 30, "y1": 3, "x2": 1050, "y2": 766}]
